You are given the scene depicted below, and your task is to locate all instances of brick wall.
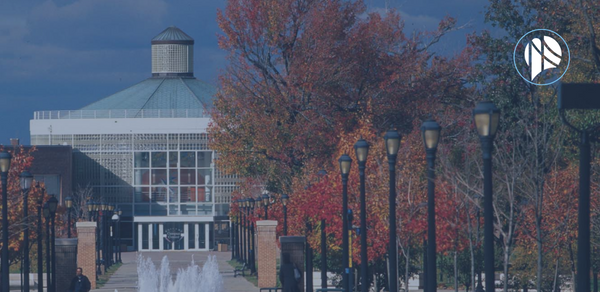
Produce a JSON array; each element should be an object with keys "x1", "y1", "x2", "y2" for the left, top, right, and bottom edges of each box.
[
  {"x1": 76, "y1": 222, "x2": 97, "y2": 289},
  {"x1": 256, "y1": 220, "x2": 278, "y2": 288},
  {"x1": 56, "y1": 238, "x2": 78, "y2": 292}
]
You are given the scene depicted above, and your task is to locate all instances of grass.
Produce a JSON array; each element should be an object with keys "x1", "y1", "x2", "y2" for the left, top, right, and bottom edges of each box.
[{"x1": 96, "y1": 262, "x2": 123, "y2": 288}]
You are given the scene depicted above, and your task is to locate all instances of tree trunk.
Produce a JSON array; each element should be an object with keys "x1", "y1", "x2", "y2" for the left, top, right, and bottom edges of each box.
[
  {"x1": 552, "y1": 257, "x2": 559, "y2": 292},
  {"x1": 536, "y1": 215, "x2": 543, "y2": 292},
  {"x1": 405, "y1": 245, "x2": 410, "y2": 292},
  {"x1": 504, "y1": 245, "x2": 510, "y2": 292}
]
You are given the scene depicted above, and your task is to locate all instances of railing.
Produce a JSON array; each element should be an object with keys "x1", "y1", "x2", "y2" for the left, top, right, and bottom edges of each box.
[{"x1": 33, "y1": 109, "x2": 210, "y2": 120}]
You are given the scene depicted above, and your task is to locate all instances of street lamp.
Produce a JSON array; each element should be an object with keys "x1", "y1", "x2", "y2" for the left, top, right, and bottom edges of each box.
[
  {"x1": 339, "y1": 154, "x2": 352, "y2": 292},
  {"x1": 281, "y1": 194, "x2": 289, "y2": 236},
  {"x1": 421, "y1": 119, "x2": 441, "y2": 292},
  {"x1": 117, "y1": 207, "x2": 122, "y2": 263},
  {"x1": 262, "y1": 192, "x2": 270, "y2": 219},
  {"x1": 43, "y1": 203, "x2": 51, "y2": 292},
  {"x1": 248, "y1": 198, "x2": 256, "y2": 274},
  {"x1": 473, "y1": 100, "x2": 500, "y2": 292},
  {"x1": 112, "y1": 211, "x2": 119, "y2": 265},
  {"x1": 20, "y1": 171, "x2": 33, "y2": 292},
  {"x1": 0, "y1": 150, "x2": 11, "y2": 292},
  {"x1": 35, "y1": 184, "x2": 44, "y2": 292},
  {"x1": 48, "y1": 194, "x2": 58, "y2": 292},
  {"x1": 65, "y1": 196, "x2": 73, "y2": 238},
  {"x1": 383, "y1": 129, "x2": 401, "y2": 292},
  {"x1": 354, "y1": 137, "x2": 369, "y2": 292}
]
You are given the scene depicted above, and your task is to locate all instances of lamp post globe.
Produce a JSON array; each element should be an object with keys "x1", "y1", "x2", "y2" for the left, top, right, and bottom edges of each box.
[
  {"x1": 472, "y1": 100, "x2": 500, "y2": 292},
  {"x1": 354, "y1": 138, "x2": 369, "y2": 292},
  {"x1": 421, "y1": 119, "x2": 441, "y2": 292}
]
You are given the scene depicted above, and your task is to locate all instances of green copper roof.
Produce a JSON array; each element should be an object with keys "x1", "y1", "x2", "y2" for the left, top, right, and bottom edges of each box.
[
  {"x1": 152, "y1": 26, "x2": 194, "y2": 42},
  {"x1": 80, "y1": 78, "x2": 215, "y2": 112}
]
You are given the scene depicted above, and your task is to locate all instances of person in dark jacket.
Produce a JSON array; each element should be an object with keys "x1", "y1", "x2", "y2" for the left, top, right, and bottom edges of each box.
[
  {"x1": 68, "y1": 267, "x2": 91, "y2": 292},
  {"x1": 279, "y1": 253, "x2": 300, "y2": 292}
]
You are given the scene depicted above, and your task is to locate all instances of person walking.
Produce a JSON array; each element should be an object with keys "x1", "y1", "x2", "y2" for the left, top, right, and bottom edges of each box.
[
  {"x1": 279, "y1": 253, "x2": 300, "y2": 292},
  {"x1": 68, "y1": 267, "x2": 91, "y2": 292}
]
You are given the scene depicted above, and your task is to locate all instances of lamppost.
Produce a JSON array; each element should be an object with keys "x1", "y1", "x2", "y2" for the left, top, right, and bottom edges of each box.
[
  {"x1": 281, "y1": 194, "x2": 289, "y2": 236},
  {"x1": 36, "y1": 183, "x2": 44, "y2": 292},
  {"x1": 107, "y1": 203, "x2": 115, "y2": 268},
  {"x1": 248, "y1": 198, "x2": 256, "y2": 275},
  {"x1": 117, "y1": 207, "x2": 122, "y2": 263},
  {"x1": 354, "y1": 138, "x2": 370, "y2": 292},
  {"x1": 262, "y1": 192, "x2": 270, "y2": 220},
  {"x1": 65, "y1": 196, "x2": 73, "y2": 238},
  {"x1": 241, "y1": 199, "x2": 247, "y2": 264},
  {"x1": 473, "y1": 194, "x2": 484, "y2": 292},
  {"x1": 558, "y1": 83, "x2": 600, "y2": 292},
  {"x1": 338, "y1": 154, "x2": 352, "y2": 292},
  {"x1": 421, "y1": 119, "x2": 441, "y2": 292},
  {"x1": 43, "y1": 203, "x2": 51, "y2": 292},
  {"x1": 473, "y1": 100, "x2": 500, "y2": 291},
  {"x1": 383, "y1": 129, "x2": 401, "y2": 292},
  {"x1": 20, "y1": 171, "x2": 33, "y2": 292},
  {"x1": 112, "y1": 211, "x2": 119, "y2": 265},
  {"x1": 0, "y1": 150, "x2": 11, "y2": 292},
  {"x1": 47, "y1": 195, "x2": 58, "y2": 292}
]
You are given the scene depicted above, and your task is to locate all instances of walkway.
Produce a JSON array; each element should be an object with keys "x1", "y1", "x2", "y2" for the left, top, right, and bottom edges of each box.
[{"x1": 91, "y1": 251, "x2": 259, "y2": 292}]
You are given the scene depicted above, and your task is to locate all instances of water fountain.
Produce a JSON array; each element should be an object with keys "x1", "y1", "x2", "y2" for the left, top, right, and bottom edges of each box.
[{"x1": 136, "y1": 254, "x2": 224, "y2": 292}]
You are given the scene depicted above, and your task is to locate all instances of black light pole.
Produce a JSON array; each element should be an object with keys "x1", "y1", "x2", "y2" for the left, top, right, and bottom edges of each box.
[
  {"x1": 65, "y1": 196, "x2": 73, "y2": 238},
  {"x1": 20, "y1": 171, "x2": 33, "y2": 292},
  {"x1": 321, "y1": 219, "x2": 327, "y2": 289},
  {"x1": 281, "y1": 194, "x2": 289, "y2": 236},
  {"x1": 354, "y1": 138, "x2": 370, "y2": 292},
  {"x1": 231, "y1": 200, "x2": 236, "y2": 261},
  {"x1": 233, "y1": 200, "x2": 239, "y2": 261},
  {"x1": 112, "y1": 210, "x2": 119, "y2": 265},
  {"x1": 36, "y1": 184, "x2": 44, "y2": 292},
  {"x1": 383, "y1": 130, "x2": 401, "y2": 292},
  {"x1": 347, "y1": 209, "x2": 355, "y2": 292},
  {"x1": 248, "y1": 198, "x2": 256, "y2": 274},
  {"x1": 306, "y1": 221, "x2": 314, "y2": 292},
  {"x1": 43, "y1": 203, "x2": 51, "y2": 292},
  {"x1": 338, "y1": 154, "x2": 352, "y2": 292},
  {"x1": 245, "y1": 199, "x2": 251, "y2": 268},
  {"x1": 0, "y1": 150, "x2": 11, "y2": 292},
  {"x1": 241, "y1": 199, "x2": 247, "y2": 264},
  {"x1": 48, "y1": 195, "x2": 58, "y2": 292},
  {"x1": 421, "y1": 119, "x2": 441, "y2": 292},
  {"x1": 473, "y1": 100, "x2": 500, "y2": 292},
  {"x1": 262, "y1": 192, "x2": 270, "y2": 220},
  {"x1": 557, "y1": 83, "x2": 600, "y2": 292},
  {"x1": 117, "y1": 207, "x2": 123, "y2": 263}
]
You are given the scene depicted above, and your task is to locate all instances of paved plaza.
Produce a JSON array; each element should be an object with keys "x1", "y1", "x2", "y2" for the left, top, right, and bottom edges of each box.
[{"x1": 91, "y1": 251, "x2": 260, "y2": 292}]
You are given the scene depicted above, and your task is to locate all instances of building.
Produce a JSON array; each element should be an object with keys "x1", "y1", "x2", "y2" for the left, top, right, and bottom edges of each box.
[{"x1": 30, "y1": 26, "x2": 235, "y2": 251}]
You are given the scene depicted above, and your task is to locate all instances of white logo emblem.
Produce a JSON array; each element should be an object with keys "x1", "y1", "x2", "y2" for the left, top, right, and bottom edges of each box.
[
  {"x1": 524, "y1": 36, "x2": 562, "y2": 81},
  {"x1": 513, "y1": 29, "x2": 570, "y2": 86}
]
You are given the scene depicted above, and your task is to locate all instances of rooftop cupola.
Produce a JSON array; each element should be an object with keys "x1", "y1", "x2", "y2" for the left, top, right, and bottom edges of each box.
[{"x1": 151, "y1": 26, "x2": 194, "y2": 78}]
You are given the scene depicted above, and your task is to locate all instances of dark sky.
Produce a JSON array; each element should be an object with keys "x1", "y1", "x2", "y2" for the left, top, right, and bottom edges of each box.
[{"x1": 0, "y1": 0, "x2": 494, "y2": 145}]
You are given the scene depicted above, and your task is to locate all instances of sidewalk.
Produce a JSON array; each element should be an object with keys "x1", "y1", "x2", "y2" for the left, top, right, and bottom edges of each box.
[{"x1": 91, "y1": 251, "x2": 259, "y2": 292}]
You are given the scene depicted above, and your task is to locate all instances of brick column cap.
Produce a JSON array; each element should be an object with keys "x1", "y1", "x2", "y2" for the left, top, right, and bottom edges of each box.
[
  {"x1": 76, "y1": 222, "x2": 97, "y2": 228},
  {"x1": 256, "y1": 220, "x2": 278, "y2": 226}
]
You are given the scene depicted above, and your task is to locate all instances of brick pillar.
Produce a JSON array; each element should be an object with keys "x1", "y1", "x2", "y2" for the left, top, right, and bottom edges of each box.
[
  {"x1": 256, "y1": 220, "x2": 278, "y2": 288},
  {"x1": 76, "y1": 222, "x2": 97, "y2": 289},
  {"x1": 280, "y1": 236, "x2": 305, "y2": 292},
  {"x1": 56, "y1": 238, "x2": 78, "y2": 292}
]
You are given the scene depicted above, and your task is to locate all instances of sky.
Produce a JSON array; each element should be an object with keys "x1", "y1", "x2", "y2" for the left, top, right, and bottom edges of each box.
[{"x1": 0, "y1": 0, "x2": 495, "y2": 145}]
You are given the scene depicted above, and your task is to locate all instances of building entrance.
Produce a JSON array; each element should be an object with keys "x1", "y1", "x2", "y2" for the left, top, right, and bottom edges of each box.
[{"x1": 137, "y1": 222, "x2": 210, "y2": 251}]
